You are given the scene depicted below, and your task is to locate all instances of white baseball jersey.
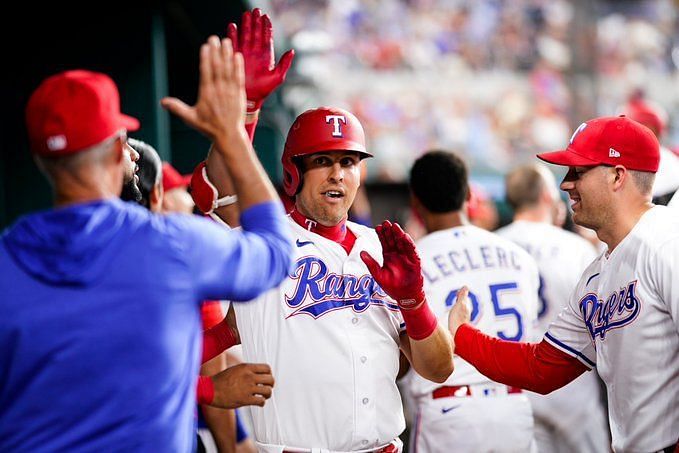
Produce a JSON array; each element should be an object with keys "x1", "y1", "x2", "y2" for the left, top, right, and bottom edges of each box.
[
  {"x1": 496, "y1": 221, "x2": 597, "y2": 338},
  {"x1": 406, "y1": 225, "x2": 539, "y2": 453},
  {"x1": 545, "y1": 206, "x2": 679, "y2": 452},
  {"x1": 410, "y1": 225, "x2": 540, "y2": 395},
  {"x1": 653, "y1": 146, "x2": 679, "y2": 197},
  {"x1": 497, "y1": 221, "x2": 610, "y2": 453},
  {"x1": 233, "y1": 217, "x2": 406, "y2": 452}
]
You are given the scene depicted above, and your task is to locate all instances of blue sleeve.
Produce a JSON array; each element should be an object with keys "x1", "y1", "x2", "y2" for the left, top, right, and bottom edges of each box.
[
  {"x1": 235, "y1": 409, "x2": 249, "y2": 442},
  {"x1": 175, "y1": 201, "x2": 292, "y2": 302}
]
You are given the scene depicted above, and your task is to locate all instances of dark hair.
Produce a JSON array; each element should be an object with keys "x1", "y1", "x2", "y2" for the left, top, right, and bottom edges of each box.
[
  {"x1": 128, "y1": 138, "x2": 161, "y2": 210},
  {"x1": 410, "y1": 150, "x2": 468, "y2": 213}
]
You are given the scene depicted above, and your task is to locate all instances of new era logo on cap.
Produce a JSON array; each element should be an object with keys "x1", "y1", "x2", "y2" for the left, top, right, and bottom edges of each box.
[
  {"x1": 536, "y1": 116, "x2": 660, "y2": 173},
  {"x1": 46, "y1": 135, "x2": 67, "y2": 151}
]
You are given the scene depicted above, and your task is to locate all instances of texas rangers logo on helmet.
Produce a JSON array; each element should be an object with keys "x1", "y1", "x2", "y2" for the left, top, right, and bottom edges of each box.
[
  {"x1": 285, "y1": 256, "x2": 399, "y2": 318},
  {"x1": 325, "y1": 115, "x2": 347, "y2": 137},
  {"x1": 579, "y1": 280, "x2": 641, "y2": 341}
]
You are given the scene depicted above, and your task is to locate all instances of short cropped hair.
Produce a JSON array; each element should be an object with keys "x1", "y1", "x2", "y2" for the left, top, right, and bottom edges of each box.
[
  {"x1": 127, "y1": 138, "x2": 163, "y2": 209},
  {"x1": 410, "y1": 150, "x2": 468, "y2": 213},
  {"x1": 34, "y1": 137, "x2": 114, "y2": 182},
  {"x1": 128, "y1": 138, "x2": 162, "y2": 209},
  {"x1": 628, "y1": 170, "x2": 655, "y2": 196},
  {"x1": 505, "y1": 165, "x2": 547, "y2": 211}
]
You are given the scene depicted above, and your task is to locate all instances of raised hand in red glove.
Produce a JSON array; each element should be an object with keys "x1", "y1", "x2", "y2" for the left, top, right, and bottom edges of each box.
[
  {"x1": 227, "y1": 8, "x2": 295, "y2": 113},
  {"x1": 361, "y1": 220, "x2": 425, "y2": 309},
  {"x1": 361, "y1": 221, "x2": 438, "y2": 340}
]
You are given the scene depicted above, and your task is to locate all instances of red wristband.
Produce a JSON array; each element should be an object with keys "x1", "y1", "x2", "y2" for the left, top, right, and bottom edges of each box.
[
  {"x1": 400, "y1": 297, "x2": 438, "y2": 340},
  {"x1": 196, "y1": 375, "x2": 214, "y2": 405},
  {"x1": 202, "y1": 318, "x2": 237, "y2": 364}
]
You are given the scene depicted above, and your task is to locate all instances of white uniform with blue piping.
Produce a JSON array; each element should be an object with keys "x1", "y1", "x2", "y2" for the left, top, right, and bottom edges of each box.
[
  {"x1": 497, "y1": 220, "x2": 609, "y2": 453},
  {"x1": 407, "y1": 225, "x2": 539, "y2": 453},
  {"x1": 234, "y1": 217, "x2": 406, "y2": 453},
  {"x1": 545, "y1": 206, "x2": 679, "y2": 452}
]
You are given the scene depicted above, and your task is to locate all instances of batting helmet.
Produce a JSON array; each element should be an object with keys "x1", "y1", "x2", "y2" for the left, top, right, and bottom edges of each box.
[{"x1": 282, "y1": 107, "x2": 372, "y2": 197}]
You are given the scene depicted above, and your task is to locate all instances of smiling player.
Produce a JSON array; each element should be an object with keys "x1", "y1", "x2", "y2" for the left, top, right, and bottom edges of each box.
[{"x1": 448, "y1": 116, "x2": 679, "y2": 453}]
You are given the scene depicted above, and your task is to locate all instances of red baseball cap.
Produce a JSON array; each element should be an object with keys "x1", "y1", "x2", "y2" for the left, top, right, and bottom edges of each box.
[
  {"x1": 537, "y1": 116, "x2": 660, "y2": 173},
  {"x1": 26, "y1": 70, "x2": 139, "y2": 156},
  {"x1": 162, "y1": 162, "x2": 191, "y2": 192}
]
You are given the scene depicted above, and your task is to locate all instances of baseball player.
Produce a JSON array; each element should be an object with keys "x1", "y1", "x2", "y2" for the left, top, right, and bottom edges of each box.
[
  {"x1": 0, "y1": 37, "x2": 292, "y2": 451},
  {"x1": 447, "y1": 116, "x2": 679, "y2": 453},
  {"x1": 198, "y1": 106, "x2": 454, "y2": 452},
  {"x1": 405, "y1": 150, "x2": 540, "y2": 453},
  {"x1": 496, "y1": 163, "x2": 610, "y2": 453},
  {"x1": 189, "y1": 12, "x2": 455, "y2": 452}
]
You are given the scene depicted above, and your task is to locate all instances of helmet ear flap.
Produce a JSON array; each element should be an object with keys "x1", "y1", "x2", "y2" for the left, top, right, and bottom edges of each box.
[{"x1": 282, "y1": 158, "x2": 302, "y2": 197}]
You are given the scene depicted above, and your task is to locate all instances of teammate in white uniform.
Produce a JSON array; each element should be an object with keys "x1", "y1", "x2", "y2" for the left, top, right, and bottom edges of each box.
[
  {"x1": 211, "y1": 107, "x2": 453, "y2": 453},
  {"x1": 447, "y1": 116, "x2": 679, "y2": 453},
  {"x1": 496, "y1": 164, "x2": 610, "y2": 453},
  {"x1": 405, "y1": 151, "x2": 540, "y2": 453},
  {"x1": 184, "y1": 13, "x2": 453, "y2": 453}
]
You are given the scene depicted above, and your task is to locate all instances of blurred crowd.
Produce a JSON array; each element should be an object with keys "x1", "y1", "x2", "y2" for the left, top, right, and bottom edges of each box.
[{"x1": 270, "y1": 0, "x2": 679, "y2": 183}]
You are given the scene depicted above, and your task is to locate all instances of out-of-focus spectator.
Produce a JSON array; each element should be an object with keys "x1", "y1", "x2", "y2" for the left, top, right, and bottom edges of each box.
[
  {"x1": 269, "y1": 0, "x2": 677, "y2": 185},
  {"x1": 619, "y1": 91, "x2": 679, "y2": 204}
]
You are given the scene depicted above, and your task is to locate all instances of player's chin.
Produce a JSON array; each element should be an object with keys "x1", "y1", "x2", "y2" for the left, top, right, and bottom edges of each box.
[{"x1": 317, "y1": 206, "x2": 347, "y2": 226}]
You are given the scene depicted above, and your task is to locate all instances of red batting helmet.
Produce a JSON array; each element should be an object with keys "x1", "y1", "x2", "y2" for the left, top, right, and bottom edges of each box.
[{"x1": 282, "y1": 107, "x2": 372, "y2": 197}]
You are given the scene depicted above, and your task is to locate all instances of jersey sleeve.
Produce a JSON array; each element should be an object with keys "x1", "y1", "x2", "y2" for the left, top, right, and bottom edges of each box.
[
  {"x1": 172, "y1": 201, "x2": 293, "y2": 302},
  {"x1": 650, "y1": 236, "x2": 679, "y2": 334},
  {"x1": 544, "y1": 292, "x2": 597, "y2": 369},
  {"x1": 455, "y1": 324, "x2": 588, "y2": 394}
]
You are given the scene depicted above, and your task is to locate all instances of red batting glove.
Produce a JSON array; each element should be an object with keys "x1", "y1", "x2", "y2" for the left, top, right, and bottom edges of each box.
[
  {"x1": 361, "y1": 220, "x2": 425, "y2": 308},
  {"x1": 361, "y1": 221, "x2": 437, "y2": 340},
  {"x1": 227, "y1": 8, "x2": 295, "y2": 113}
]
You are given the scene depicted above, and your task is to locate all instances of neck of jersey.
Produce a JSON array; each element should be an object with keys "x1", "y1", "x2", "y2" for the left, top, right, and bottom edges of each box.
[{"x1": 290, "y1": 208, "x2": 357, "y2": 254}]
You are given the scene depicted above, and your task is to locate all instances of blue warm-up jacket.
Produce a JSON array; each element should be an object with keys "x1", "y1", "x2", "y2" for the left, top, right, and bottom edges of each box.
[{"x1": 0, "y1": 198, "x2": 292, "y2": 452}]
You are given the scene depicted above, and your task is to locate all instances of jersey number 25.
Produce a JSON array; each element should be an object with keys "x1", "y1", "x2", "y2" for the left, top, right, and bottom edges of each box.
[{"x1": 445, "y1": 282, "x2": 524, "y2": 341}]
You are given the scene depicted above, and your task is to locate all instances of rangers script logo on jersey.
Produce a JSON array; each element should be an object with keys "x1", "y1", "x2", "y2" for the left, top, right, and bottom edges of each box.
[
  {"x1": 579, "y1": 280, "x2": 641, "y2": 341},
  {"x1": 285, "y1": 256, "x2": 399, "y2": 318}
]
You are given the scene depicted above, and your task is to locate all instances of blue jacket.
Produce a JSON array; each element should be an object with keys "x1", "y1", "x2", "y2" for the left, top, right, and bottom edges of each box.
[{"x1": 0, "y1": 198, "x2": 291, "y2": 452}]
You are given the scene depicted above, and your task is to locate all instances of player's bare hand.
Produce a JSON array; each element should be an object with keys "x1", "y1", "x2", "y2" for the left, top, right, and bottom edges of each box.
[
  {"x1": 447, "y1": 286, "x2": 471, "y2": 341},
  {"x1": 209, "y1": 363, "x2": 274, "y2": 409},
  {"x1": 161, "y1": 36, "x2": 247, "y2": 150},
  {"x1": 360, "y1": 220, "x2": 425, "y2": 309},
  {"x1": 227, "y1": 8, "x2": 294, "y2": 111}
]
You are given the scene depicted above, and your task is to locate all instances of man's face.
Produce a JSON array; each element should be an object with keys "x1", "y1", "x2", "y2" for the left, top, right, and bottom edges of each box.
[
  {"x1": 295, "y1": 151, "x2": 362, "y2": 226},
  {"x1": 560, "y1": 166, "x2": 612, "y2": 231},
  {"x1": 120, "y1": 140, "x2": 142, "y2": 202},
  {"x1": 162, "y1": 187, "x2": 194, "y2": 215}
]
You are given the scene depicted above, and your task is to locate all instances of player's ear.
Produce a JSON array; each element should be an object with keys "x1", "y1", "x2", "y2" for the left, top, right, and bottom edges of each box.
[
  {"x1": 150, "y1": 182, "x2": 163, "y2": 212},
  {"x1": 612, "y1": 165, "x2": 627, "y2": 191}
]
